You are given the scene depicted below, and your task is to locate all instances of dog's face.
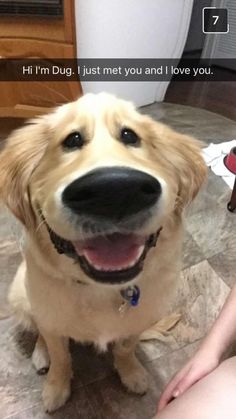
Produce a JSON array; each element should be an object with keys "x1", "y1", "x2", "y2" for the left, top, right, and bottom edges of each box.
[{"x1": 0, "y1": 93, "x2": 207, "y2": 285}]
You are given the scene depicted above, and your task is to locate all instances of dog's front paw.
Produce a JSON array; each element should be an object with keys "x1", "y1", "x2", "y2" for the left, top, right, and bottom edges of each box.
[
  {"x1": 42, "y1": 379, "x2": 71, "y2": 412},
  {"x1": 119, "y1": 364, "x2": 149, "y2": 395},
  {"x1": 32, "y1": 342, "x2": 50, "y2": 375}
]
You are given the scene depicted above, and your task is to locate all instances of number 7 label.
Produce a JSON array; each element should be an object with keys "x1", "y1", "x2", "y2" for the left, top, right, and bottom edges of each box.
[
  {"x1": 202, "y1": 7, "x2": 229, "y2": 34},
  {"x1": 212, "y1": 15, "x2": 219, "y2": 25}
]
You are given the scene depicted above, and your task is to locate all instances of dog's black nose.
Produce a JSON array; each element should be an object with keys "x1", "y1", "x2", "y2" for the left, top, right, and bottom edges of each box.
[{"x1": 62, "y1": 167, "x2": 161, "y2": 221}]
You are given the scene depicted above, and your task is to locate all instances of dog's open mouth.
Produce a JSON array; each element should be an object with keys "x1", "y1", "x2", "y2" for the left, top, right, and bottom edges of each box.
[
  {"x1": 46, "y1": 222, "x2": 161, "y2": 284},
  {"x1": 72, "y1": 233, "x2": 153, "y2": 283},
  {"x1": 39, "y1": 206, "x2": 162, "y2": 284}
]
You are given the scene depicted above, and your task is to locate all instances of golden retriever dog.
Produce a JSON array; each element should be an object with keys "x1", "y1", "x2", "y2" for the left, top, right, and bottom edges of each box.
[{"x1": 0, "y1": 93, "x2": 207, "y2": 412}]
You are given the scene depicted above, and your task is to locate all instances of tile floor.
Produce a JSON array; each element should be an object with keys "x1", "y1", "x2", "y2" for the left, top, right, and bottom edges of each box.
[{"x1": 0, "y1": 103, "x2": 236, "y2": 419}]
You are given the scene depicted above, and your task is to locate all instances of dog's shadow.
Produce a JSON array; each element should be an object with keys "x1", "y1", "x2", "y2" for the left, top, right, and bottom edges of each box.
[{"x1": 14, "y1": 326, "x2": 115, "y2": 381}]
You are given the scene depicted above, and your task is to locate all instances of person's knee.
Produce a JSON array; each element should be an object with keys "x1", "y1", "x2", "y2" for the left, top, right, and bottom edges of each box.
[
  {"x1": 218, "y1": 356, "x2": 236, "y2": 371},
  {"x1": 155, "y1": 357, "x2": 236, "y2": 419}
]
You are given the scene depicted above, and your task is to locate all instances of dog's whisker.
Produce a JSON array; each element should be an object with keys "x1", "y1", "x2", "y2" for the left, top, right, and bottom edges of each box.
[{"x1": 35, "y1": 218, "x2": 47, "y2": 233}]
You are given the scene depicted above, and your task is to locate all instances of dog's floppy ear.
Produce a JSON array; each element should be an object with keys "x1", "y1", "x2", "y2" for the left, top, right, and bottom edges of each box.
[
  {"x1": 144, "y1": 118, "x2": 207, "y2": 215},
  {"x1": 165, "y1": 128, "x2": 207, "y2": 214},
  {"x1": 0, "y1": 118, "x2": 49, "y2": 227}
]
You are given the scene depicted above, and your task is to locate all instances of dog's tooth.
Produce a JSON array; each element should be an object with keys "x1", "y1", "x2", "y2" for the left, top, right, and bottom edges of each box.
[{"x1": 93, "y1": 263, "x2": 104, "y2": 271}]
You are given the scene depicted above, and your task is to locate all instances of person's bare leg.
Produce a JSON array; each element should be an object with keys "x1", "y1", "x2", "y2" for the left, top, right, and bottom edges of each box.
[{"x1": 154, "y1": 357, "x2": 236, "y2": 419}]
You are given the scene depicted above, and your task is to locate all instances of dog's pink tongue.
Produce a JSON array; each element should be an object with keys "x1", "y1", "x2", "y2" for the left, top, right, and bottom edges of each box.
[{"x1": 73, "y1": 233, "x2": 145, "y2": 270}]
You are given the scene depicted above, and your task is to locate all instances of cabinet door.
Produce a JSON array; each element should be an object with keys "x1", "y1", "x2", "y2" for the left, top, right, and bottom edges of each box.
[{"x1": 0, "y1": 0, "x2": 82, "y2": 117}]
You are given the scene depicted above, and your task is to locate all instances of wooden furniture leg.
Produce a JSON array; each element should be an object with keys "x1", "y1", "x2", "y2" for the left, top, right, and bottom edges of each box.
[{"x1": 227, "y1": 177, "x2": 236, "y2": 212}]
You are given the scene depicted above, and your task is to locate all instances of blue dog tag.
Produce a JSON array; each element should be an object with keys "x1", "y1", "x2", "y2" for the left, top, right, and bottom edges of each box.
[{"x1": 120, "y1": 285, "x2": 140, "y2": 307}]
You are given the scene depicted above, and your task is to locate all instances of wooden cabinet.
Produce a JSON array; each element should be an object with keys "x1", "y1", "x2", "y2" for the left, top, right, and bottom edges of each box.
[{"x1": 0, "y1": 0, "x2": 82, "y2": 117}]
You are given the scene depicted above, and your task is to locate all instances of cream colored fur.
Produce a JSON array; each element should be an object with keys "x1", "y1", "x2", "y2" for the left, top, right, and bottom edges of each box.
[{"x1": 0, "y1": 93, "x2": 207, "y2": 412}]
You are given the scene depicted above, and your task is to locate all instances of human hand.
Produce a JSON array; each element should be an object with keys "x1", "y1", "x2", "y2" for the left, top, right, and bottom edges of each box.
[{"x1": 157, "y1": 347, "x2": 220, "y2": 412}]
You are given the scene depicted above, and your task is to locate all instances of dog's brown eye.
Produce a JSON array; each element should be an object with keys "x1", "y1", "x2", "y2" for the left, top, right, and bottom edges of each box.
[
  {"x1": 120, "y1": 128, "x2": 140, "y2": 146},
  {"x1": 62, "y1": 132, "x2": 84, "y2": 150}
]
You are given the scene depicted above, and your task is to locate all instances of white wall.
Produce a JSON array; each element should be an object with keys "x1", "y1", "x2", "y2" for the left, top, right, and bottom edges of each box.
[{"x1": 75, "y1": 0, "x2": 194, "y2": 105}]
